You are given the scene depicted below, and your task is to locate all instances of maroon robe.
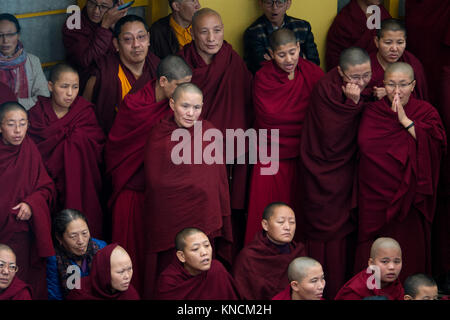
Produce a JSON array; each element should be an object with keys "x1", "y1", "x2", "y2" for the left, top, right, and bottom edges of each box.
[
  {"x1": 66, "y1": 243, "x2": 140, "y2": 300},
  {"x1": 245, "y1": 59, "x2": 323, "y2": 246},
  {"x1": 326, "y1": 0, "x2": 391, "y2": 71},
  {"x1": 335, "y1": 269, "x2": 404, "y2": 300},
  {"x1": 105, "y1": 79, "x2": 173, "y2": 295},
  {"x1": 0, "y1": 136, "x2": 55, "y2": 299},
  {"x1": 0, "y1": 276, "x2": 32, "y2": 300},
  {"x1": 0, "y1": 81, "x2": 16, "y2": 104},
  {"x1": 143, "y1": 117, "x2": 233, "y2": 299},
  {"x1": 28, "y1": 96, "x2": 105, "y2": 238},
  {"x1": 272, "y1": 285, "x2": 292, "y2": 300},
  {"x1": 62, "y1": 7, "x2": 115, "y2": 90},
  {"x1": 91, "y1": 51, "x2": 159, "y2": 134},
  {"x1": 356, "y1": 97, "x2": 446, "y2": 282},
  {"x1": 156, "y1": 259, "x2": 239, "y2": 300},
  {"x1": 232, "y1": 231, "x2": 306, "y2": 300}
]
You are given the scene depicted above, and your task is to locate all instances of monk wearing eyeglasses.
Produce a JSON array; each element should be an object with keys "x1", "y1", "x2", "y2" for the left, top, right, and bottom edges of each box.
[{"x1": 0, "y1": 244, "x2": 32, "y2": 300}]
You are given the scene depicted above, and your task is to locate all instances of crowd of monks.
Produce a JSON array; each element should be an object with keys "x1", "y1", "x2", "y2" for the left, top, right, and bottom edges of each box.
[{"x1": 0, "y1": 0, "x2": 449, "y2": 301}]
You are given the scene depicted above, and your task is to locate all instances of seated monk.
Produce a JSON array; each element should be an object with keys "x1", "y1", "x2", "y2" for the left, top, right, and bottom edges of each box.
[
  {"x1": 367, "y1": 18, "x2": 428, "y2": 101},
  {"x1": 335, "y1": 237, "x2": 404, "y2": 300},
  {"x1": 67, "y1": 243, "x2": 139, "y2": 300},
  {"x1": 28, "y1": 63, "x2": 105, "y2": 238},
  {"x1": 0, "y1": 81, "x2": 16, "y2": 104},
  {"x1": 62, "y1": 0, "x2": 128, "y2": 90},
  {"x1": 0, "y1": 244, "x2": 32, "y2": 300},
  {"x1": 105, "y1": 55, "x2": 192, "y2": 295},
  {"x1": 142, "y1": 83, "x2": 233, "y2": 299},
  {"x1": 83, "y1": 14, "x2": 160, "y2": 134},
  {"x1": 299, "y1": 47, "x2": 372, "y2": 299},
  {"x1": 403, "y1": 273, "x2": 439, "y2": 300},
  {"x1": 0, "y1": 101, "x2": 55, "y2": 299},
  {"x1": 326, "y1": 0, "x2": 391, "y2": 71},
  {"x1": 232, "y1": 202, "x2": 306, "y2": 300},
  {"x1": 156, "y1": 227, "x2": 240, "y2": 300},
  {"x1": 272, "y1": 257, "x2": 325, "y2": 300},
  {"x1": 355, "y1": 62, "x2": 446, "y2": 281},
  {"x1": 245, "y1": 28, "x2": 323, "y2": 245}
]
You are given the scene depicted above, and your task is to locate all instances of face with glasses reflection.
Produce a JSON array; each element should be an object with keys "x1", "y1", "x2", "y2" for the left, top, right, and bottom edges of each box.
[
  {"x1": 338, "y1": 62, "x2": 372, "y2": 90},
  {"x1": 113, "y1": 21, "x2": 150, "y2": 65},
  {"x1": 0, "y1": 20, "x2": 20, "y2": 57},
  {"x1": 384, "y1": 71, "x2": 415, "y2": 106},
  {"x1": 259, "y1": 0, "x2": 291, "y2": 28},
  {"x1": 0, "y1": 109, "x2": 28, "y2": 146},
  {"x1": 0, "y1": 249, "x2": 18, "y2": 291},
  {"x1": 86, "y1": 0, "x2": 114, "y2": 24}
]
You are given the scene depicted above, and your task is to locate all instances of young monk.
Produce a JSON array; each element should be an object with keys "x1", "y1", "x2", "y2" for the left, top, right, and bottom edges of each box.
[
  {"x1": 245, "y1": 28, "x2": 323, "y2": 245},
  {"x1": 105, "y1": 55, "x2": 192, "y2": 295},
  {"x1": 233, "y1": 202, "x2": 306, "y2": 300},
  {"x1": 403, "y1": 274, "x2": 439, "y2": 300},
  {"x1": 28, "y1": 63, "x2": 105, "y2": 238},
  {"x1": 326, "y1": 0, "x2": 391, "y2": 71},
  {"x1": 367, "y1": 18, "x2": 428, "y2": 101},
  {"x1": 299, "y1": 47, "x2": 372, "y2": 299},
  {"x1": 142, "y1": 83, "x2": 233, "y2": 299},
  {"x1": 83, "y1": 14, "x2": 160, "y2": 134},
  {"x1": 0, "y1": 244, "x2": 32, "y2": 300},
  {"x1": 0, "y1": 101, "x2": 55, "y2": 299},
  {"x1": 156, "y1": 227, "x2": 240, "y2": 300},
  {"x1": 335, "y1": 237, "x2": 404, "y2": 300},
  {"x1": 356, "y1": 62, "x2": 446, "y2": 281},
  {"x1": 272, "y1": 257, "x2": 325, "y2": 300}
]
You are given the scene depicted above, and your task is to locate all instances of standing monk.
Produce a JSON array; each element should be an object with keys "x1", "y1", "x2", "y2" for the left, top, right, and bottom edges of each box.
[
  {"x1": 0, "y1": 102, "x2": 55, "y2": 299},
  {"x1": 245, "y1": 28, "x2": 323, "y2": 245},
  {"x1": 300, "y1": 47, "x2": 372, "y2": 299},
  {"x1": 356, "y1": 62, "x2": 446, "y2": 282}
]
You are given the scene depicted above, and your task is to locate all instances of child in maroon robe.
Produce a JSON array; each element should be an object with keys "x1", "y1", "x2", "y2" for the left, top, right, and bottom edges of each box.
[
  {"x1": 0, "y1": 244, "x2": 32, "y2": 300},
  {"x1": 403, "y1": 273, "x2": 439, "y2": 300}
]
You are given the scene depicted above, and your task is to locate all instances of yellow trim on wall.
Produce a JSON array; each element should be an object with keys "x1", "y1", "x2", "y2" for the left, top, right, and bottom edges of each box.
[{"x1": 15, "y1": 9, "x2": 67, "y2": 19}]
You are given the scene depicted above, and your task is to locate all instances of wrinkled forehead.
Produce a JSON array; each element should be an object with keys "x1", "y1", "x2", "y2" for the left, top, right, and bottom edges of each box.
[
  {"x1": 0, "y1": 248, "x2": 16, "y2": 262},
  {"x1": 194, "y1": 12, "x2": 223, "y2": 29}
]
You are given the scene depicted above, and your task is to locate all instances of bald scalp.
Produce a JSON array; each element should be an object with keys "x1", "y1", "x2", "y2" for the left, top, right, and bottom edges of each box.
[
  {"x1": 172, "y1": 82, "x2": 203, "y2": 102},
  {"x1": 262, "y1": 202, "x2": 291, "y2": 221},
  {"x1": 156, "y1": 55, "x2": 192, "y2": 82},
  {"x1": 175, "y1": 227, "x2": 205, "y2": 251},
  {"x1": 288, "y1": 257, "x2": 321, "y2": 283},
  {"x1": 376, "y1": 18, "x2": 407, "y2": 39},
  {"x1": 339, "y1": 47, "x2": 370, "y2": 71},
  {"x1": 0, "y1": 243, "x2": 15, "y2": 258},
  {"x1": 384, "y1": 62, "x2": 415, "y2": 82},
  {"x1": 370, "y1": 237, "x2": 402, "y2": 259},
  {"x1": 192, "y1": 8, "x2": 222, "y2": 30},
  {"x1": 269, "y1": 28, "x2": 297, "y2": 51},
  {"x1": 49, "y1": 63, "x2": 78, "y2": 83},
  {"x1": 404, "y1": 274, "x2": 437, "y2": 298},
  {"x1": 111, "y1": 245, "x2": 130, "y2": 261}
]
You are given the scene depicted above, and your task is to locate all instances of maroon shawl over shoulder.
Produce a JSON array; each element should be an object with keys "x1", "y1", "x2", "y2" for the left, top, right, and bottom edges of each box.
[
  {"x1": 156, "y1": 259, "x2": 239, "y2": 300},
  {"x1": 28, "y1": 96, "x2": 105, "y2": 238},
  {"x1": 0, "y1": 276, "x2": 32, "y2": 300},
  {"x1": 0, "y1": 81, "x2": 16, "y2": 104},
  {"x1": 91, "y1": 51, "x2": 159, "y2": 134},
  {"x1": 232, "y1": 231, "x2": 306, "y2": 300},
  {"x1": 326, "y1": 0, "x2": 391, "y2": 71},
  {"x1": 66, "y1": 243, "x2": 140, "y2": 300}
]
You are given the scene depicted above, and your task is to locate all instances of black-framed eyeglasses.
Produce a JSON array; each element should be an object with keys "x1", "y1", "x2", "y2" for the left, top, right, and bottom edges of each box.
[
  {"x1": 119, "y1": 33, "x2": 149, "y2": 45},
  {"x1": 0, "y1": 260, "x2": 18, "y2": 273},
  {"x1": 262, "y1": 0, "x2": 287, "y2": 8},
  {"x1": 87, "y1": 0, "x2": 113, "y2": 11},
  {"x1": 384, "y1": 80, "x2": 415, "y2": 90},
  {"x1": 342, "y1": 70, "x2": 372, "y2": 82},
  {"x1": 0, "y1": 32, "x2": 19, "y2": 40}
]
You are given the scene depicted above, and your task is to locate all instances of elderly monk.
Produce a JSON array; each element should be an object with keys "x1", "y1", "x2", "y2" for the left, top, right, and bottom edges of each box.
[
  {"x1": 233, "y1": 202, "x2": 306, "y2": 300},
  {"x1": 150, "y1": 0, "x2": 201, "y2": 59},
  {"x1": 62, "y1": 0, "x2": 128, "y2": 90},
  {"x1": 355, "y1": 62, "x2": 446, "y2": 282},
  {"x1": 367, "y1": 19, "x2": 428, "y2": 102},
  {"x1": 0, "y1": 244, "x2": 32, "y2": 300},
  {"x1": 28, "y1": 64, "x2": 105, "y2": 238},
  {"x1": 83, "y1": 14, "x2": 160, "y2": 134},
  {"x1": 0, "y1": 81, "x2": 16, "y2": 104},
  {"x1": 299, "y1": 47, "x2": 372, "y2": 299},
  {"x1": 178, "y1": 9, "x2": 253, "y2": 249},
  {"x1": 245, "y1": 28, "x2": 323, "y2": 246},
  {"x1": 0, "y1": 101, "x2": 55, "y2": 299},
  {"x1": 105, "y1": 55, "x2": 192, "y2": 295},
  {"x1": 272, "y1": 257, "x2": 325, "y2": 300},
  {"x1": 336, "y1": 237, "x2": 404, "y2": 300},
  {"x1": 326, "y1": 0, "x2": 391, "y2": 71},
  {"x1": 403, "y1": 273, "x2": 439, "y2": 300},
  {"x1": 156, "y1": 228, "x2": 240, "y2": 300},
  {"x1": 142, "y1": 83, "x2": 233, "y2": 299}
]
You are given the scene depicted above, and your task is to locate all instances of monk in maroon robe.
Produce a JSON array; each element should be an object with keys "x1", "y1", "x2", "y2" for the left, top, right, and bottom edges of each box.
[
  {"x1": 62, "y1": 1, "x2": 127, "y2": 90},
  {"x1": 233, "y1": 202, "x2": 306, "y2": 300},
  {"x1": 0, "y1": 102, "x2": 55, "y2": 299},
  {"x1": 355, "y1": 63, "x2": 446, "y2": 282},
  {"x1": 83, "y1": 14, "x2": 160, "y2": 134},
  {"x1": 326, "y1": 0, "x2": 391, "y2": 71},
  {"x1": 245, "y1": 29, "x2": 323, "y2": 245},
  {"x1": 28, "y1": 64, "x2": 105, "y2": 238},
  {"x1": 300, "y1": 47, "x2": 372, "y2": 299},
  {"x1": 0, "y1": 81, "x2": 16, "y2": 104},
  {"x1": 0, "y1": 244, "x2": 32, "y2": 300},
  {"x1": 336, "y1": 237, "x2": 404, "y2": 300},
  {"x1": 66, "y1": 243, "x2": 140, "y2": 300},
  {"x1": 156, "y1": 228, "x2": 239, "y2": 300},
  {"x1": 143, "y1": 83, "x2": 233, "y2": 299},
  {"x1": 105, "y1": 55, "x2": 192, "y2": 295}
]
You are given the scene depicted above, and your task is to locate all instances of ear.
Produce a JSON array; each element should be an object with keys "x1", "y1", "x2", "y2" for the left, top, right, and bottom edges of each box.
[
  {"x1": 268, "y1": 48, "x2": 275, "y2": 60},
  {"x1": 261, "y1": 219, "x2": 269, "y2": 232},
  {"x1": 171, "y1": 1, "x2": 181, "y2": 13},
  {"x1": 374, "y1": 36, "x2": 380, "y2": 49},
  {"x1": 159, "y1": 76, "x2": 168, "y2": 88},
  {"x1": 410, "y1": 80, "x2": 416, "y2": 92},
  {"x1": 368, "y1": 257, "x2": 374, "y2": 268},
  {"x1": 48, "y1": 81, "x2": 54, "y2": 94},
  {"x1": 290, "y1": 280, "x2": 300, "y2": 292},
  {"x1": 337, "y1": 66, "x2": 345, "y2": 78},
  {"x1": 286, "y1": 0, "x2": 292, "y2": 10},
  {"x1": 176, "y1": 250, "x2": 186, "y2": 263},
  {"x1": 113, "y1": 38, "x2": 119, "y2": 52},
  {"x1": 169, "y1": 98, "x2": 175, "y2": 111}
]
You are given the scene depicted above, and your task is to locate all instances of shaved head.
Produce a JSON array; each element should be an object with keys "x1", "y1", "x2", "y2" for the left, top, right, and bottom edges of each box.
[
  {"x1": 175, "y1": 227, "x2": 205, "y2": 251},
  {"x1": 384, "y1": 62, "x2": 415, "y2": 82},
  {"x1": 377, "y1": 18, "x2": 407, "y2": 39},
  {"x1": 49, "y1": 63, "x2": 78, "y2": 83},
  {"x1": 370, "y1": 237, "x2": 402, "y2": 259},
  {"x1": 0, "y1": 101, "x2": 27, "y2": 123},
  {"x1": 339, "y1": 46, "x2": 371, "y2": 71},
  {"x1": 110, "y1": 245, "x2": 130, "y2": 261},
  {"x1": 156, "y1": 55, "x2": 192, "y2": 82},
  {"x1": 0, "y1": 243, "x2": 15, "y2": 258},
  {"x1": 404, "y1": 274, "x2": 437, "y2": 298},
  {"x1": 192, "y1": 8, "x2": 222, "y2": 30},
  {"x1": 262, "y1": 202, "x2": 291, "y2": 220},
  {"x1": 288, "y1": 257, "x2": 321, "y2": 282},
  {"x1": 172, "y1": 82, "x2": 203, "y2": 102},
  {"x1": 269, "y1": 28, "x2": 297, "y2": 51}
]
